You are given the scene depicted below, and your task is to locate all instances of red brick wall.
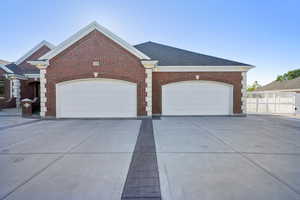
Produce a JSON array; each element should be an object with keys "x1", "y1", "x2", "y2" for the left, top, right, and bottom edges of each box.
[
  {"x1": 152, "y1": 72, "x2": 243, "y2": 114},
  {"x1": 45, "y1": 30, "x2": 147, "y2": 117},
  {"x1": 0, "y1": 45, "x2": 51, "y2": 109},
  {"x1": 21, "y1": 79, "x2": 38, "y2": 99},
  {"x1": 19, "y1": 45, "x2": 51, "y2": 71}
]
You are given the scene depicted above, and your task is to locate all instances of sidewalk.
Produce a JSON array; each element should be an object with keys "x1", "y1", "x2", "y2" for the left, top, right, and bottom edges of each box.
[{"x1": 0, "y1": 108, "x2": 21, "y2": 116}]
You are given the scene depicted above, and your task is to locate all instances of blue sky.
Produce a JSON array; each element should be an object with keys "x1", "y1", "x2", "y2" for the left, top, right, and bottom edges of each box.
[{"x1": 0, "y1": 0, "x2": 299, "y2": 85}]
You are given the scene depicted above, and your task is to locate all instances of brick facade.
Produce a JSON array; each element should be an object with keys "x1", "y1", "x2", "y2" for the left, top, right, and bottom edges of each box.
[
  {"x1": 21, "y1": 79, "x2": 39, "y2": 99},
  {"x1": 152, "y1": 72, "x2": 243, "y2": 114},
  {"x1": 0, "y1": 69, "x2": 16, "y2": 108},
  {"x1": 19, "y1": 45, "x2": 51, "y2": 71},
  {"x1": 1, "y1": 44, "x2": 51, "y2": 109},
  {"x1": 45, "y1": 30, "x2": 147, "y2": 117}
]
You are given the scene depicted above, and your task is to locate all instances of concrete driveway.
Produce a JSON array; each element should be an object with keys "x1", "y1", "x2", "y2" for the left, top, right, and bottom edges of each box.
[
  {"x1": 0, "y1": 115, "x2": 300, "y2": 200},
  {"x1": 0, "y1": 118, "x2": 141, "y2": 200},
  {"x1": 154, "y1": 116, "x2": 300, "y2": 200}
]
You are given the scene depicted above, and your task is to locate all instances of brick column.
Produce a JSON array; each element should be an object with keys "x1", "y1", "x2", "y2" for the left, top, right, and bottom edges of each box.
[
  {"x1": 141, "y1": 60, "x2": 158, "y2": 116},
  {"x1": 12, "y1": 78, "x2": 21, "y2": 110},
  {"x1": 27, "y1": 60, "x2": 49, "y2": 118},
  {"x1": 241, "y1": 72, "x2": 247, "y2": 114},
  {"x1": 145, "y1": 68, "x2": 152, "y2": 115},
  {"x1": 40, "y1": 67, "x2": 47, "y2": 117}
]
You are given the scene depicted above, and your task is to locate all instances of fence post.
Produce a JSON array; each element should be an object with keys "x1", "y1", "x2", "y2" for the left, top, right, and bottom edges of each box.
[
  {"x1": 294, "y1": 93, "x2": 296, "y2": 116},
  {"x1": 266, "y1": 94, "x2": 269, "y2": 113},
  {"x1": 256, "y1": 95, "x2": 259, "y2": 113},
  {"x1": 274, "y1": 93, "x2": 277, "y2": 113}
]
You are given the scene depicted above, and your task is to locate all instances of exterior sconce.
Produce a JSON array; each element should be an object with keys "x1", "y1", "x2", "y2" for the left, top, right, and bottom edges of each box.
[
  {"x1": 93, "y1": 72, "x2": 99, "y2": 78},
  {"x1": 195, "y1": 75, "x2": 200, "y2": 80}
]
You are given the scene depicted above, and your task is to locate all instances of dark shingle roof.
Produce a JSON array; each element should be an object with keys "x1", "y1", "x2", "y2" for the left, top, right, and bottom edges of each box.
[
  {"x1": 256, "y1": 77, "x2": 300, "y2": 91},
  {"x1": 4, "y1": 63, "x2": 40, "y2": 75},
  {"x1": 134, "y1": 41, "x2": 251, "y2": 66},
  {"x1": 5, "y1": 63, "x2": 25, "y2": 75}
]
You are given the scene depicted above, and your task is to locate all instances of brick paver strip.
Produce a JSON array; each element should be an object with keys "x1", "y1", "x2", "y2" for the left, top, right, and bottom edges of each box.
[{"x1": 121, "y1": 119, "x2": 161, "y2": 200}]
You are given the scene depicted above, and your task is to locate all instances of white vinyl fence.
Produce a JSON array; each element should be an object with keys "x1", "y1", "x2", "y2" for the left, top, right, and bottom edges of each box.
[{"x1": 247, "y1": 91, "x2": 300, "y2": 114}]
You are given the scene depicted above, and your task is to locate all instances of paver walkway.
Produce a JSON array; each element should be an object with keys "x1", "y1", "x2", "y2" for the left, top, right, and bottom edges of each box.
[{"x1": 121, "y1": 119, "x2": 161, "y2": 200}]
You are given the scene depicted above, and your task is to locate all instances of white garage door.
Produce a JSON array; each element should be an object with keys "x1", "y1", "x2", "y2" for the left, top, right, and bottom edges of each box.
[
  {"x1": 162, "y1": 81, "x2": 233, "y2": 115},
  {"x1": 56, "y1": 79, "x2": 137, "y2": 118}
]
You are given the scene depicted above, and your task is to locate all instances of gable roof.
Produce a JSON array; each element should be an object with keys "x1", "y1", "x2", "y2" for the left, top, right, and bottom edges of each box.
[
  {"x1": 4, "y1": 63, "x2": 25, "y2": 75},
  {"x1": 256, "y1": 77, "x2": 300, "y2": 91},
  {"x1": 40, "y1": 21, "x2": 150, "y2": 61},
  {"x1": 134, "y1": 41, "x2": 251, "y2": 66},
  {"x1": 15, "y1": 40, "x2": 55, "y2": 65},
  {"x1": 0, "y1": 64, "x2": 14, "y2": 73},
  {"x1": 0, "y1": 41, "x2": 54, "y2": 77}
]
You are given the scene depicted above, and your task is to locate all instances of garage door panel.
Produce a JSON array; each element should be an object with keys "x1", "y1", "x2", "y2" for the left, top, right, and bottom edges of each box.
[
  {"x1": 162, "y1": 81, "x2": 233, "y2": 115},
  {"x1": 56, "y1": 79, "x2": 136, "y2": 118}
]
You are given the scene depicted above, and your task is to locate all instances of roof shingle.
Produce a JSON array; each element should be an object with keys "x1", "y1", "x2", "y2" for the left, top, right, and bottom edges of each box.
[
  {"x1": 256, "y1": 77, "x2": 300, "y2": 91},
  {"x1": 134, "y1": 41, "x2": 251, "y2": 66}
]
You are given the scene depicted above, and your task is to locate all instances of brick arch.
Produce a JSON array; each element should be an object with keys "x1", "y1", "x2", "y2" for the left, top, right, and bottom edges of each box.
[
  {"x1": 55, "y1": 72, "x2": 140, "y2": 84},
  {"x1": 161, "y1": 77, "x2": 236, "y2": 86},
  {"x1": 152, "y1": 72, "x2": 243, "y2": 114}
]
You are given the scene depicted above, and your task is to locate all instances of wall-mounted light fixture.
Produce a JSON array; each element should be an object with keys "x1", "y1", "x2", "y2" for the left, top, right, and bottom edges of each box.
[
  {"x1": 195, "y1": 75, "x2": 200, "y2": 80},
  {"x1": 93, "y1": 72, "x2": 99, "y2": 78}
]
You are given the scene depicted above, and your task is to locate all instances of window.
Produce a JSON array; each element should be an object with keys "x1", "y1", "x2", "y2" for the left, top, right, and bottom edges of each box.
[{"x1": 0, "y1": 80, "x2": 5, "y2": 97}]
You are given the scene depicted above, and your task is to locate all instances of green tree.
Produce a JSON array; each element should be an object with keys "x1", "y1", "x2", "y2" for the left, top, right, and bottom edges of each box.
[
  {"x1": 247, "y1": 81, "x2": 261, "y2": 91},
  {"x1": 276, "y1": 69, "x2": 300, "y2": 81}
]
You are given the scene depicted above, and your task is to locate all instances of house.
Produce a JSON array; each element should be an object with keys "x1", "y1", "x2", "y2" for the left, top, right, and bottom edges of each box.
[
  {"x1": 247, "y1": 77, "x2": 300, "y2": 114},
  {"x1": 0, "y1": 41, "x2": 55, "y2": 109},
  {"x1": 0, "y1": 59, "x2": 10, "y2": 65},
  {"x1": 255, "y1": 77, "x2": 300, "y2": 93},
  {"x1": 3, "y1": 21, "x2": 254, "y2": 118}
]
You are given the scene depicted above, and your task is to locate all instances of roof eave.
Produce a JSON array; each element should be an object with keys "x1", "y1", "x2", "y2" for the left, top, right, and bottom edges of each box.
[
  {"x1": 0, "y1": 64, "x2": 14, "y2": 73},
  {"x1": 6, "y1": 73, "x2": 27, "y2": 80},
  {"x1": 155, "y1": 65, "x2": 255, "y2": 72},
  {"x1": 40, "y1": 21, "x2": 150, "y2": 61},
  {"x1": 15, "y1": 41, "x2": 55, "y2": 65}
]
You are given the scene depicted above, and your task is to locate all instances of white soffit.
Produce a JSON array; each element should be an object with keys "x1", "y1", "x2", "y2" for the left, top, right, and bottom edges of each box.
[
  {"x1": 155, "y1": 65, "x2": 255, "y2": 72},
  {"x1": 40, "y1": 21, "x2": 150, "y2": 61},
  {"x1": 24, "y1": 74, "x2": 40, "y2": 79},
  {"x1": 15, "y1": 41, "x2": 55, "y2": 65}
]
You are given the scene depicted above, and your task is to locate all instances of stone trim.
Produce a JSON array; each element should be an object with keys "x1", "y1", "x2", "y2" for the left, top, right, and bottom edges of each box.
[
  {"x1": 145, "y1": 68, "x2": 152, "y2": 115},
  {"x1": 241, "y1": 72, "x2": 247, "y2": 113},
  {"x1": 40, "y1": 69, "x2": 47, "y2": 117},
  {"x1": 141, "y1": 60, "x2": 157, "y2": 116},
  {"x1": 12, "y1": 79, "x2": 21, "y2": 109}
]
